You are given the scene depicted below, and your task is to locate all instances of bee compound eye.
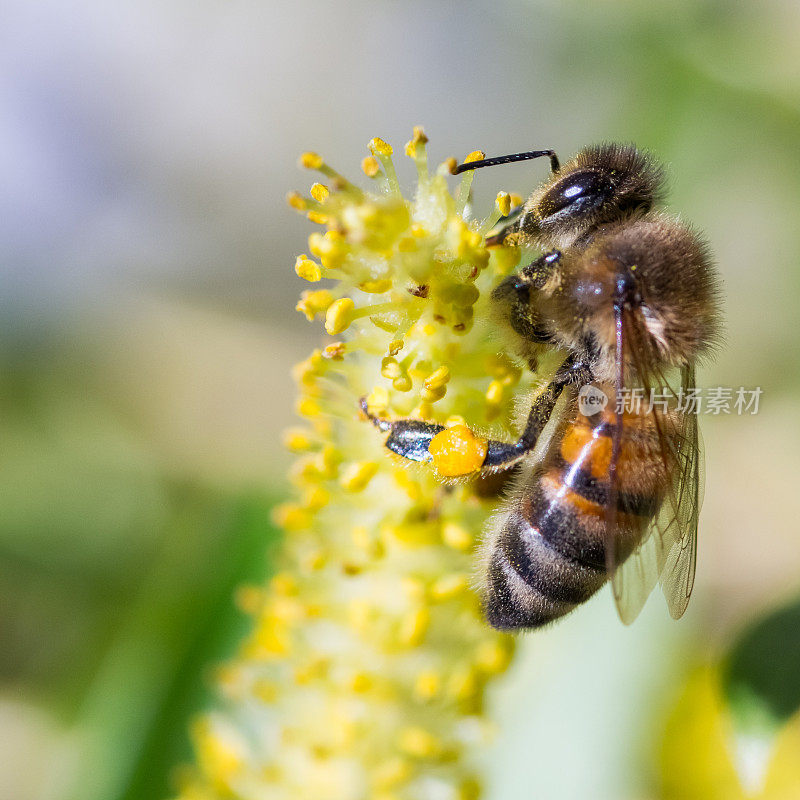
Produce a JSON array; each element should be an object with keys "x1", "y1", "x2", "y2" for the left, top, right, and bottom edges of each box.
[{"x1": 538, "y1": 170, "x2": 614, "y2": 219}]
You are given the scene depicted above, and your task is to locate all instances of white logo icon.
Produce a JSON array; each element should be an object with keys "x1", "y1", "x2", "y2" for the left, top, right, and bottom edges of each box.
[{"x1": 578, "y1": 384, "x2": 608, "y2": 417}]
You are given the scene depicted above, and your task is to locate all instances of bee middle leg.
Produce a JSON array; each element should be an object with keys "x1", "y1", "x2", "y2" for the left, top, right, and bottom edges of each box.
[{"x1": 490, "y1": 251, "x2": 562, "y2": 353}]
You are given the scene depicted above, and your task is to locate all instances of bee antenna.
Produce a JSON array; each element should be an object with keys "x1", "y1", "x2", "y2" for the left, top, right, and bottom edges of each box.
[{"x1": 453, "y1": 150, "x2": 560, "y2": 175}]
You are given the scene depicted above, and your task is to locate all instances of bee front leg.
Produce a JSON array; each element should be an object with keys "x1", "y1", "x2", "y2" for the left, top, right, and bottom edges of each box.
[{"x1": 519, "y1": 249, "x2": 562, "y2": 287}]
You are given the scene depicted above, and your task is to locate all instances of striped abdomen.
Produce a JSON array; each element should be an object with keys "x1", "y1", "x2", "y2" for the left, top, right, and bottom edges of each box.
[{"x1": 483, "y1": 400, "x2": 670, "y2": 630}]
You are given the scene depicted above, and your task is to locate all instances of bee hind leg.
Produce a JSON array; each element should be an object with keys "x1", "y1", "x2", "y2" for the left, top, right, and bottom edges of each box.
[
  {"x1": 359, "y1": 387, "x2": 556, "y2": 478},
  {"x1": 359, "y1": 397, "x2": 446, "y2": 463},
  {"x1": 360, "y1": 354, "x2": 593, "y2": 477},
  {"x1": 482, "y1": 352, "x2": 593, "y2": 466}
]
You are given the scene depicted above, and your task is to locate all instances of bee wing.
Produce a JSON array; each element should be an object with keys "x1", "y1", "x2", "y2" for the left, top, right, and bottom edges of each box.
[
  {"x1": 605, "y1": 305, "x2": 661, "y2": 624},
  {"x1": 657, "y1": 363, "x2": 702, "y2": 619},
  {"x1": 608, "y1": 312, "x2": 702, "y2": 624},
  {"x1": 611, "y1": 524, "x2": 668, "y2": 625}
]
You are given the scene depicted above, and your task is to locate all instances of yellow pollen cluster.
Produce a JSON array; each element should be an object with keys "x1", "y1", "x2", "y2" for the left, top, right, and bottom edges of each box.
[
  {"x1": 428, "y1": 425, "x2": 489, "y2": 478},
  {"x1": 179, "y1": 130, "x2": 533, "y2": 800}
]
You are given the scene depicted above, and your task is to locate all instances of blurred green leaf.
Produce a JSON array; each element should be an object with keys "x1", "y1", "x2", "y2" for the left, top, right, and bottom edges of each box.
[
  {"x1": 62, "y1": 486, "x2": 281, "y2": 800},
  {"x1": 119, "y1": 489, "x2": 281, "y2": 800},
  {"x1": 721, "y1": 597, "x2": 800, "y2": 791},
  {"x1": 723, "y1": 598, "x2": 800, "y2": 734}
]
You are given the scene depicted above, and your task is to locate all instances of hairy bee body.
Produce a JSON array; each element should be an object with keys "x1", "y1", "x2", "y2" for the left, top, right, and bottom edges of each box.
[
  {"x1": 477, "y1": 144, "x2": 720, "y2": 627},
  {"x1": 367, "y1": 142, "x2": 720, "y2": 629},
  {"x1": 485, "y1": 390, "x2": 674, "y2": 629}
]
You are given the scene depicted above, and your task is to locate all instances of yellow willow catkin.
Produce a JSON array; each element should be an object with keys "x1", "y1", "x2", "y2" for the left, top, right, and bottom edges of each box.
[{"x1": 177, "y1": 131, "x2": 534, "y2": 800}]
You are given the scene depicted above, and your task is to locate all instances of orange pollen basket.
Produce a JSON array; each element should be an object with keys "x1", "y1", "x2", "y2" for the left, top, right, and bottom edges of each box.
[{"x1": 428, "y1": 425, "x2": 489, "y2": 477}]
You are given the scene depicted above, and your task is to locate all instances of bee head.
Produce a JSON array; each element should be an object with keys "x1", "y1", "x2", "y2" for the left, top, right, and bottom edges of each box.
[{"x1": 519, "y1": 143, "x2": 666, "y2": 250}]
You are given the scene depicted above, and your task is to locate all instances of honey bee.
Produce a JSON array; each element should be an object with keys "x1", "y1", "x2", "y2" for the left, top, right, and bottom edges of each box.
[{"x1": 362, "y1": 143, "x2": 721, "y2": 629}]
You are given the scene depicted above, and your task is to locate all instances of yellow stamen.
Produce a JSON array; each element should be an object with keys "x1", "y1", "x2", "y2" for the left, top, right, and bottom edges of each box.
[
  {"x1": 296, "y1": 397, "x2": 322, "y2": 418},
  {"x1": 421, "y1": 384, "x2": 446, "y2": 403},
  {"x1": 372, "y1": 758, "x2": 412, "y2": 790},
  {"x1": 380, "y1": 357, "x2": 402, "y2": 379},
  {"x1": 455, "y1": 151, "x2": 485, "y2": 214},
  {"x1": 404, "y1": 126, "x2": 430, "y2": 179},
  {"x1": 272, "y1": 503, "x2": 312, "y2": 531},
  {"x1": 365, "y1": 385, "x2": 389, "y2": 414},
  {"x1": 423, "y1": 365, "x2": 451, "y2": 390},
  {"x1": 310, "y1": 182, "x2": 329, "y2": 202},
  {"x1": 414, "y1": 670, "x2": 441, "y2": 700},
  {"x1": 430, "y1": 573, "x2": 468, "y2": 601},
  {"x1": 485, "y1": 379, "x2": 504, "y2": 406},
  {"x1": 325, "y1": 298, "x2": 355, "y2": 334},
  {"x1": 398, "y1": 726, "x2": 441, "y2": 758},
  {"x1": 368, "y1": 137, "x2": 400, "y2": 195},
  {"x1": 295, "y1": 289, "x2": 334, "y2": 321},
  {"x1": 489, "y1": 245, "x2": 521, "y2": 275},
  {"x1": 322, "y1": 342, "x2": 345, "y2": 360},
  {"x1": 397, "y1": 607, "x2": 430, "y2": 647},
  {"x1": 282, "y1": 428, "x2": 315, "y2": 452},
  {"x1": 475, "y1": 639, "x2": 514, "y2": 674},
  {"x1": 299, "y1": 151, "x2": 324, "y2": 170},
  {"x1": 303, "y1": 549, "x2": 327, "y2": 571},
  {"x1": 495, "y1": 191, "x2": 511, "y2": 217},
  {"x1": 412, "y1": 125, "x2": 428, "y2": 142},
  {"x1": 286, "y1": 191, "x2": 308, "y2": 211},
  {"x1": 361, "y1": 156, "x2": 381, "y2": 177},
  {"x1": 448, "y1": 666, "x2": 479, "y2": 703},
  {"x1": 235, "y1": 585, "x2": 265, "y2": 614},
  {"x1": 393, "y1": 375, "x2": 412, "y2": 392},
  {"x1": 442, "y1": 522, "x2": 474, "y2": 550},
  {"x1": 295, "y1": 255, "x2": 322, "y2": 282},
  {"x1": 368, "y1": 137, "x2": 393, "y2": 157},
  {"x1": 340, "y1": 461, "x2": 379, "y2": 492},
  {"x1": 358, "y1": 278, "x2": 392, "y2": 294},
  {"x1": 463, "y1": 150, "x2": 485, "y2": 164}
]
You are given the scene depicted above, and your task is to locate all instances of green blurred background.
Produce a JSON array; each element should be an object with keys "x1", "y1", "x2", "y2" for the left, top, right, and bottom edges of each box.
[{"x1": 3, "y1": 1, "x2": 800, "y2": 798}]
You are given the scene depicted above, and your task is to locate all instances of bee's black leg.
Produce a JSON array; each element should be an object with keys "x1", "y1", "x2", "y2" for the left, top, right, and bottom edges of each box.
[
  {"x1": 519, "y1": 249, "x2": 562, "y2": 287},
  {"x1": 482, "y1": 352, "x2": 593, "y2": 470},
  {"x1": 360, "y1": 397, "x2": 445, "y2": 463},
  {"x1": 361, "y1": 381, "x2": 561, "y2": 475},
  {"x1": 490, "y1": 250, "x2": 562, "y2": 345},
  {"x1": 482, "y1": 383, "x2": 562, "y2": 469},
  {"x1": 360, "y1": 353, "x2": 593, "y2": 475}
]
